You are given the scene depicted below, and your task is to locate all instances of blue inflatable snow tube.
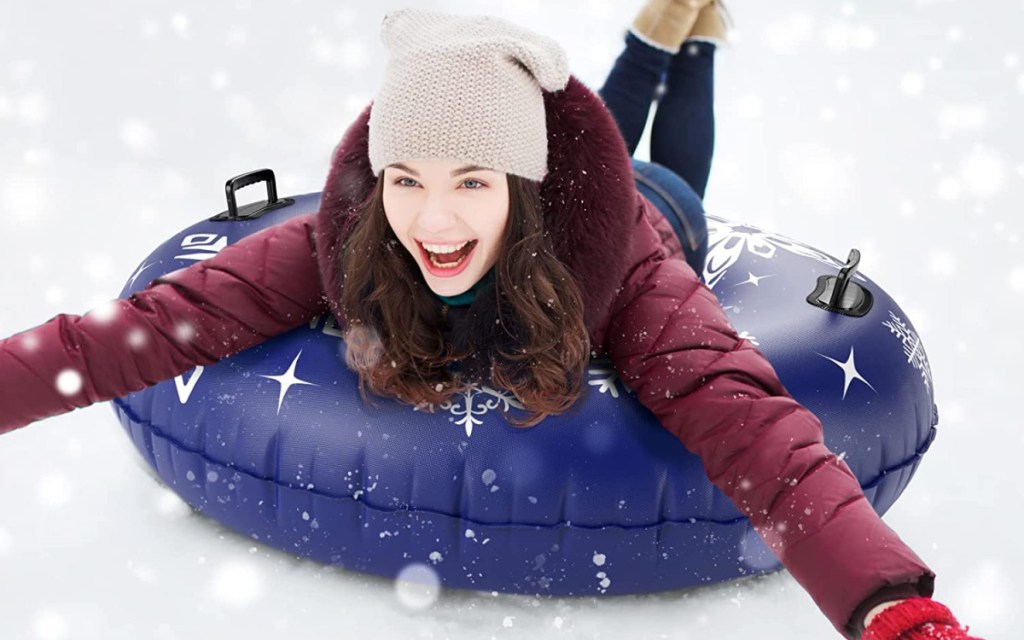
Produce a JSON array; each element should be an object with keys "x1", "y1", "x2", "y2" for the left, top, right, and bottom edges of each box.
[{"x1": 111, "y1": 186, "x2": 938, "y2": 596}]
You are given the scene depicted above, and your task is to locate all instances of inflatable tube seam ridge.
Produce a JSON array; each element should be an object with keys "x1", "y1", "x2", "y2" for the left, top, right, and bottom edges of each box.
[
  {"x1": 112, "y1": 392, "x2": 755, "y2": 529},
  {"x1": 859, "y1": 435, "x2": 933, "y2": 492},
  {"x1": 109, "y1": 396, "x2": 928, "y2": 530}
]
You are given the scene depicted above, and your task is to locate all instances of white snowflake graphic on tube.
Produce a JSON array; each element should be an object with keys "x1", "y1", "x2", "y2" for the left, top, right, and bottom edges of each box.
[
  {"x1": 421, "y1": 363, "x2": 630, "y2": 437},
  {"x1": 703, "y1": 215, "x2": 868, "y2": 290},
  {"x1": 882, "y1": 310, "x2": 934, "y2": 393},
  {"x1": 425, "y1": 386, "x2": 525, "y2": 437}
]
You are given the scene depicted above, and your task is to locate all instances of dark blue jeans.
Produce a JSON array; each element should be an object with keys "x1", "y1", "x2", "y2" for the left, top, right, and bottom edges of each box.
[{"x1": 598, "y1": 32, "x2": 714, "y2": 280}]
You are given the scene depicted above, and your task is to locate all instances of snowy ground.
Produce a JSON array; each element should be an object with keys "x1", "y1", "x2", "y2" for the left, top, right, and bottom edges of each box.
[{"x1": 0, "y1": 1, "x2": 1019, "y2": 638}]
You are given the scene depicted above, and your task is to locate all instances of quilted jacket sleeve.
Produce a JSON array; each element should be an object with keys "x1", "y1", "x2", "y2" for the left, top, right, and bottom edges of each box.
[
  {"x1": 605, "y1": 202, "x2": 935, "y2": 639},
  {"x1": 0, "y1": 212, "x2": 328, "y2": 435}
]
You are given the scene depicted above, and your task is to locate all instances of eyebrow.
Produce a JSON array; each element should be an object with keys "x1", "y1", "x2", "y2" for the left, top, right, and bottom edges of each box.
[{"x1": 386, "y1": 162, "x2": 492, "y2": 177}]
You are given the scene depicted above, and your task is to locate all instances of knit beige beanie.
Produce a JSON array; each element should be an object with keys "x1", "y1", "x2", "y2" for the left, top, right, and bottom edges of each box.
[{"x1": 368, "y1": 8, "x2": 571, "y2": 182}]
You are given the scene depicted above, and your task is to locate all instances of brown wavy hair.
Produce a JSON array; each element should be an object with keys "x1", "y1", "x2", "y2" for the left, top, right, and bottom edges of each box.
[{"x1": 338, "y1": 171, "x2": 590, "y2": 427}]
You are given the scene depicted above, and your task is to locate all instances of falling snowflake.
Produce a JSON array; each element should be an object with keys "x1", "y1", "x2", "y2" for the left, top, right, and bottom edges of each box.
[
  {"x1": 55, "y1": 369, "x2": 83, "y2": 396},
  {"x1": 881, "y1": 310, "x2": 934, "y2": 393}
]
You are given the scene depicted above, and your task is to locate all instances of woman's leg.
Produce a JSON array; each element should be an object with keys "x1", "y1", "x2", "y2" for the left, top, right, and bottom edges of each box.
[
  {"x1": 650, "y1": 41, "x2": 717, "y2": 199},
  {"x1": 597, "y1": 31, "x2": 673, "y2": 156},
  {"x1": 631, "y1": 158, "x2": 709, "y2": 281}
]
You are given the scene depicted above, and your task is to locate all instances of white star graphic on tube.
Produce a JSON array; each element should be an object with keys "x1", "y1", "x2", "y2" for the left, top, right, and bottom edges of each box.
[
  {"x1": 817, "y1": 345, "x2": 876, "y2": 400},
  {"x1": 127, "y1": 261, "x2": 154, "y2": 287},
  {"x1": 734, "y1": 272, "x2": 772, "y2": 287},
  {"x1": 259, "y1": 350, "x2": 318, "y2": 414}
]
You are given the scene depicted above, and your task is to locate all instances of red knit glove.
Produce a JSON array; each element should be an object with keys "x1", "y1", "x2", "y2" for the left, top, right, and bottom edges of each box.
[{"x1": 862, "y1": 597, "x2": 984, "y2": 640}]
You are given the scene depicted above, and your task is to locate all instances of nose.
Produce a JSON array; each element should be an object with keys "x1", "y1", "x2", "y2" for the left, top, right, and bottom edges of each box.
[{"x1": 417, "y1": 193, "x2": 460, "y2": 234}]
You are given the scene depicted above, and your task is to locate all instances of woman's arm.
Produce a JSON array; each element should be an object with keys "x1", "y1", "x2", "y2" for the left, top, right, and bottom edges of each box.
[
  {"x1": 603, "y1": 207, "x2": 933, "y2": 639},
  {"x1": 0, "y1": 212, "x2": 328, "y2": 435}
]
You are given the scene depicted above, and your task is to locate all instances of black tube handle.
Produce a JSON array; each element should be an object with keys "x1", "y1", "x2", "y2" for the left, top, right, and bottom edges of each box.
[
  {"x1": 806, "y1": 247, "x2": 873, "y2": 317},
  {"x1": 210, "y1": 168, "x2": 293, "y2": 222},
  {"x1": 224, "y1": 169, "x2": 278, "y2": 220},
  {"x1": 830, "y1": 248, "x2": 861, "y2": 308}
]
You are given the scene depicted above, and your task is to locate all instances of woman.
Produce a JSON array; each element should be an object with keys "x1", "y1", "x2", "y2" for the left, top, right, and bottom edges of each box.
[{"x1": 0, "y1": 5, "x2": 980, "y2": 640}]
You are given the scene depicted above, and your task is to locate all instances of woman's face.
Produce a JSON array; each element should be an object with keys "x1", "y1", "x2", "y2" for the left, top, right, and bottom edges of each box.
[{"x1": 382, "y1": 158, "x2": 510, "y2": 297}]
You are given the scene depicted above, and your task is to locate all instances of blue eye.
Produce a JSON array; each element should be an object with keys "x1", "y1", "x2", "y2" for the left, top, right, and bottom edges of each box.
[{"x1": 392, "y1": 177, "x2": 486, "y2": 189}]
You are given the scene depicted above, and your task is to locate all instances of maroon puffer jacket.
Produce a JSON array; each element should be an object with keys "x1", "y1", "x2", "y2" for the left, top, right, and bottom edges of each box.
[{"x1": 0, "y1": 76, "x2": 934, "y2": 638}]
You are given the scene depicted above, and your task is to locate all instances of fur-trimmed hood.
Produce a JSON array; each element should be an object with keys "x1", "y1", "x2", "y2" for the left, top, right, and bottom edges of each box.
[{"x1": 312, "y1": 75, "x2": 652, "y2": 356}]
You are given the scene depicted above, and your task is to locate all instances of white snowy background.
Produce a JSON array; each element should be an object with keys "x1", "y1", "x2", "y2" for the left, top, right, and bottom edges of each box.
[{"x1": 0, "y1": 0, "x2": 1019, "y2": 638}]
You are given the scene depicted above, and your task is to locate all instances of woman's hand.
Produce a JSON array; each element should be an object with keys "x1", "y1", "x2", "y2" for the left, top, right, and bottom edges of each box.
[
  {"x1": 861, "y1": 597, "x2": 983, "y2": 639},
  {"x1": 863, "y1": 599, "x2": 907, "y2": 629}
]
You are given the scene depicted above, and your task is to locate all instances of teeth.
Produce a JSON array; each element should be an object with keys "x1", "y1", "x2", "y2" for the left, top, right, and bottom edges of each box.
[
  {"x1": 428, "y1": 252, "x2": 470, "y2": 269},
  {"x1": 422, "y1": 240, "x2": 470, "y2": 254}
]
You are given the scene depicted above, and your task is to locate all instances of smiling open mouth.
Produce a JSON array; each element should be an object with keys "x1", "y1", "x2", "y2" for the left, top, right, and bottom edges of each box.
[{"x1": 421, "y1": 240, "x2": 478, "y2": 269}]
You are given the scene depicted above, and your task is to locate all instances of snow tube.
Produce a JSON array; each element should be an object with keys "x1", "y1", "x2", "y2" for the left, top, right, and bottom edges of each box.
[{"x1": 111, "y1": 173, "x2": 938, "y2": 596}]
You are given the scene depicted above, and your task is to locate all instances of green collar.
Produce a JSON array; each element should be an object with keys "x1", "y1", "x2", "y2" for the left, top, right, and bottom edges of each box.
[{"x1": 435, "y1": 267, "x2": 496, "y2": 306}]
